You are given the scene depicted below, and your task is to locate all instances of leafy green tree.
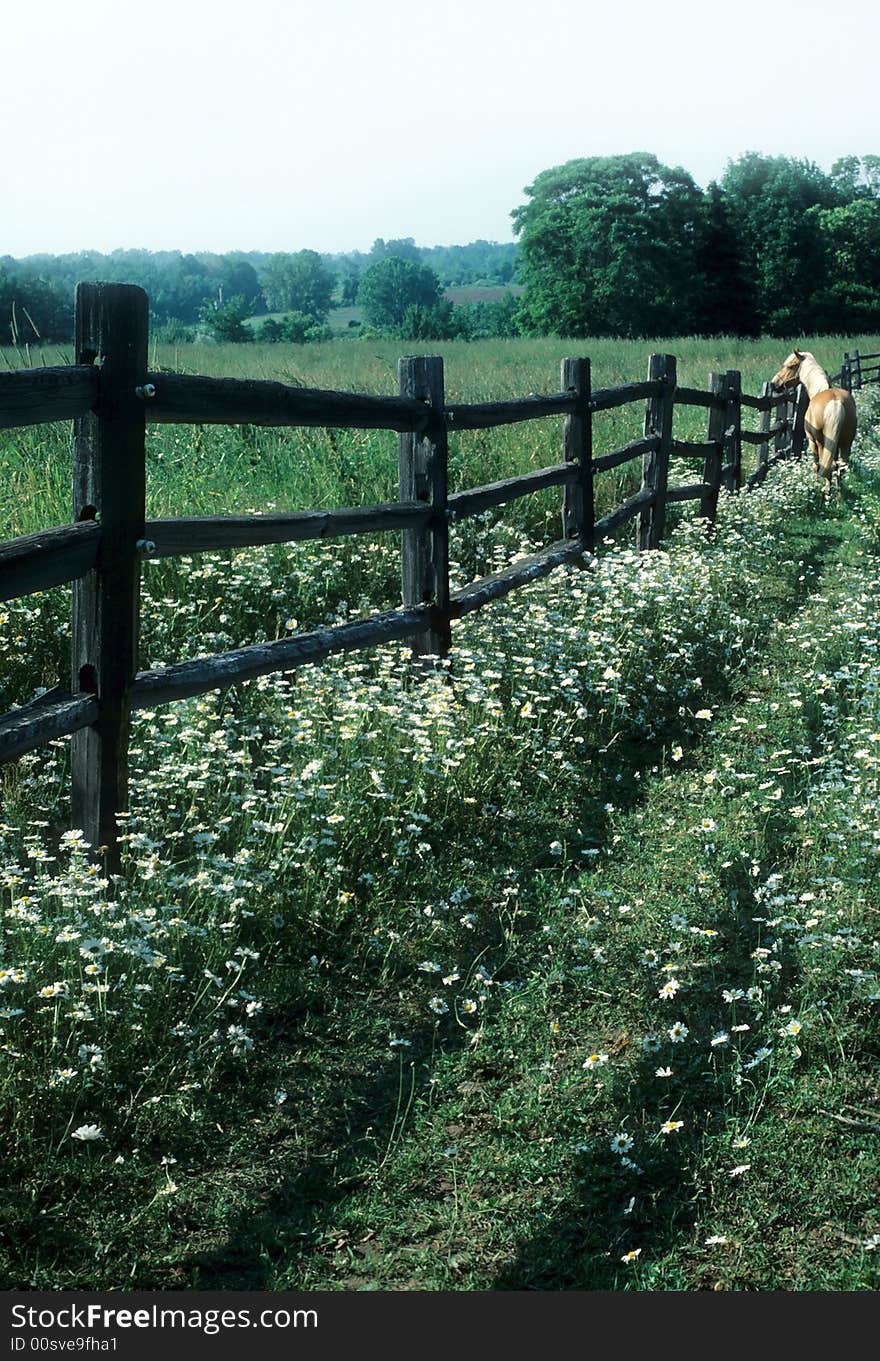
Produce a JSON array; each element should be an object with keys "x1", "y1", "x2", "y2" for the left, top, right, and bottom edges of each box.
[
  {"x1": 254, "y1": 317, "x2": 284, "y2": 342},
  {"x1": 277, "y1": 311, "x2": 325, "y2": 342},
  {"x1": 198, "y1": 294, "x2": 254, "y2": 342},
  {"x1": 152, "y1": 260, "x2": 214, "y2": 324},
  {"x1": 254, "y1": 312, "x2": 332, "y2": 343},
  {"x1": 357, "y1": 257, "x2": 442, "y2": 332},
  {"x1": 417, "y1": 241, "x2": 519, "y2": 286},
  {"x1": 217, "y1": 256, "x2": 264, "y2": 311},
  {"x1": 830, "y1": 155, "x2": 880, "y2": 199},
  {"x1": 280, "y1": 312, "x2": 314, "y2": 342},
  {"x1": 401, "y1": 300, "x2": 464, "y2": 340},
  {"x1": 719, "y1": 153, "x2": 839, "y2": 333},
  {"x1": 453, "y1": 293, "x2": 522, "y2": 338},
  {"x1": 368, "y1": 237, "x2": 421, "y2": 265},
  {"x1": 259, "y1": 251, "x2": 335, "y2": 321},
  {"x1": 330, "y1": 241, "x2": 519, "y2": 291},
  {"x1": 512, "y1": 153, "x2": 706, "y2": 337},
  {"x1": 0, "y1": 268, "x2": 70, "y2": 342},
  {"x1": 696, "y1": 183, "x2": 759, "y2": 336},
  {"x1": 337, "y1": 262, "x2": 362, "y2": 306},
  {"x1": 810, "y1": 198, "x2": 880, "y2": 329}
]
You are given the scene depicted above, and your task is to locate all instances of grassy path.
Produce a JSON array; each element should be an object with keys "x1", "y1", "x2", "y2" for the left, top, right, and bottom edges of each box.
[
  {"x1": 488, "y1": 504, "x2": 880, "y2": 1292},
  {"x1": 329, "y1": 424, "x2": 876, "y2": 1291}
]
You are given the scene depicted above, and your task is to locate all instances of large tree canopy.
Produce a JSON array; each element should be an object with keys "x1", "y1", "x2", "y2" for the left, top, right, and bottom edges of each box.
[
  {"x1": 717, "y1": 153, "x2": 841, "y2": 334},
  {"x1": 512, "y1": 153, "x2": 707, "y2": 337},
  {"x1": 697, "y1": 182, "x2": 760, "y2": 337},
  {"x1": 809, "y1": 197, "x2": 880, "y2": 330},
  {"x1": 512, "y1": 151, "x2": 880, "y2": 338}
]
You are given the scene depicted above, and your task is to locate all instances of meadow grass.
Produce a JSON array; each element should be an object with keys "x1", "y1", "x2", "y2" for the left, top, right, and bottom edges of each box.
[
  {"x1": 0, "y1": 342, "x2": 879, "y2": 1290},
  {"x1": 3, "y1": 333, "x2": 878, "y2": 545},
  {"x1": 2, "y1": 332, "x2": 877, "y2": 637}
]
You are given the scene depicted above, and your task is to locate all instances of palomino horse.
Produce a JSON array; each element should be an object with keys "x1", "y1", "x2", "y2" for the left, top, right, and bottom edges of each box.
[{"x1": 770, "y1": 350, "x2": 857, "y2": 494}]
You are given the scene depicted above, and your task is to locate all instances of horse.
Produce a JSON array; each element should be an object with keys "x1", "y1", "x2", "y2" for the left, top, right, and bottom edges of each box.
[{"x1": 770, "y1": 350, "x2": 857, "y2": 495}]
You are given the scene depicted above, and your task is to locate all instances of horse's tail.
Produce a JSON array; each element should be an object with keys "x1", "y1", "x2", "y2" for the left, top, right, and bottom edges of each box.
[{"x1": 817, "y1": 398, "x2": 848, "y2": 477}]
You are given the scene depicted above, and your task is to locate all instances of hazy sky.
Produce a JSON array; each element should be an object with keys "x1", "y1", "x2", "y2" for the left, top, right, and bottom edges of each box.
[{"x1": 4, "y1": 0, "x2": 878, "y2": 258}]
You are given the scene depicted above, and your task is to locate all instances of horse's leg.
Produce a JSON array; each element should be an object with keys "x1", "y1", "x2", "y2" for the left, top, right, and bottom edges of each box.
[
  {"x1": 836, "y1": 441, "x2": 853, "y2": 498},
  {"x1": 817, "y1": 442, "x2": 835, "y2": 498}
]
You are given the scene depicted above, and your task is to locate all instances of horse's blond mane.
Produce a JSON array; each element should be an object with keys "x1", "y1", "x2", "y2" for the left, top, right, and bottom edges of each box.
[{"x1": 795, "y1": 352, "x2": 832, "y2": 398}]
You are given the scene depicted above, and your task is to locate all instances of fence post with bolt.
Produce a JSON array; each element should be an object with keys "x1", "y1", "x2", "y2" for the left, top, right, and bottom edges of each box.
[{"x1": 71, "y1": 282, "x2": 149, "y2": 872}]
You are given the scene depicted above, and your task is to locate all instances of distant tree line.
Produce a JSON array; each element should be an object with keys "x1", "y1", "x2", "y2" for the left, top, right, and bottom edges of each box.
[
  {"x1": 2, "y1": 152, "x2": 878, "y2": 344},
  {"x1": 0, "y1": 239, "x2": 519, "y2": 344},
  {"x1": 0, "y1": 251, "x2": 268, "y2": 341}
]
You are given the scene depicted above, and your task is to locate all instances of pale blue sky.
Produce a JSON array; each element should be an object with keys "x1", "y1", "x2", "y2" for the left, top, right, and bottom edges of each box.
[{"x1": 4, "y1": 0, "x2": 878, "y2": 257}]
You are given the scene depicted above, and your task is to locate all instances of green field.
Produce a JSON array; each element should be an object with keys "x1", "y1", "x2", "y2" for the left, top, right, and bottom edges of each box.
[
  {"x1": 3, "y1": 332, "x2": 877, "y2": 545},
  {"x1": 441, "y1": 285, "x2": 525, "y2": 305},
  {"x1": 0, "y1": 338, "x2": 879, "y2": 1290},
  {"x1": 242, "y1": 285, "x2": 522, "y2": 337}
]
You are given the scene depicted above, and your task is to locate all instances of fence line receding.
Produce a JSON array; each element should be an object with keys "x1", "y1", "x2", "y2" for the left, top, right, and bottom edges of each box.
[{"x1": 2, "y1": 282, "x2": 857, "y2": 868}]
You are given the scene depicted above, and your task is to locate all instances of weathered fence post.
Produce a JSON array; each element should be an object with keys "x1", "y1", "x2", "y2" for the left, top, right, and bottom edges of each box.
[
  {"x1": 722, "y1": 370, "x2": 742, "y2": 494},
  {"x1": 561, "y1": 357, "x2": 593, "y2": 552},
  {"x1": 790, "y1": 383, "x2": 808, "y2": 460},
  {"x1": 638, "y1": 353, "x2": 676, "y2": 551},
  {"x1": 754, "y1": 380, "x2": 772, "y2": 485},
  {"x1": 853, "y1": 350, "x2": 863, "y2": 390},
  {"x1": 398, "y1": 355, "x2": 451, "y2": 661},
  {"x1": 699, "y1": 372, "x2": 727, "y2": 525},
  {"x1": 71, "y1": 282, "x2": 149, "y2": 872},
  {"x1": 842, "y1": 351, "x2": 851, "y2": 390},
  {"x1": 773, "y1": 385, "x2": 789, "y2": 467}
]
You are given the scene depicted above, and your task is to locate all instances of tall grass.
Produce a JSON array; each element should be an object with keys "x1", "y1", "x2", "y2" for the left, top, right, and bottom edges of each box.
[{"x1": 3, "y1": 334, "x2": 877, "y2": 543}]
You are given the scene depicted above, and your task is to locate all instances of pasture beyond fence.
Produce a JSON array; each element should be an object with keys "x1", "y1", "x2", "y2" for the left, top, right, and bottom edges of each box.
[{"x1": 0, "y1": 283, "x2": 844, "y2": 870}]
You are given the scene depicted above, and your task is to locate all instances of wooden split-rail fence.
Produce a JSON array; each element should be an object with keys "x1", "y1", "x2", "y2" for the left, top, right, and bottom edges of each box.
[
  {"x1": 832, "y1": 349, "x2": 880, "y2": 390},
  {"x1": 0, "y1": 283, "x2": 821, "y2": 869}
]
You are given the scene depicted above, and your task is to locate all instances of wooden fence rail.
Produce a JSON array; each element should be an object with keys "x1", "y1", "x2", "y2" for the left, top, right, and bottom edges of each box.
[
  {"x1": 4, "y1": 281, "x2": 872, "y2": 868},
  {"x1": 832, "y1": 349, "x2": 880, "y2": 389}
]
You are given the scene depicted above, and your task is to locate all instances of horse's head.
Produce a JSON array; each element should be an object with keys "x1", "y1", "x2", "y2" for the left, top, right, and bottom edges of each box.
[{"x1": 771, "y1": 349, "x2": 807, "y2": 391}]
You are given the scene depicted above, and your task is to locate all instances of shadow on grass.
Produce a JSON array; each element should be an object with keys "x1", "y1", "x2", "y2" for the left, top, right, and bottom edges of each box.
[
  {"x1": 490, "y1": 854, "x2": 783, "y2": 1290},
  {"x1": 178, "y1": 779, "x2": 805, "y2": 1290}
]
